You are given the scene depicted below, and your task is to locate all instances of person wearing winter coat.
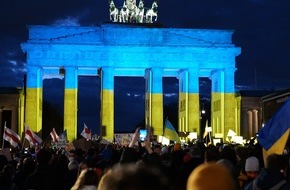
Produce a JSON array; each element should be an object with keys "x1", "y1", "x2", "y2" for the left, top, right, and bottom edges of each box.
[{"x1": 245, "y1": 153, "x2": 290, "y2": 190}]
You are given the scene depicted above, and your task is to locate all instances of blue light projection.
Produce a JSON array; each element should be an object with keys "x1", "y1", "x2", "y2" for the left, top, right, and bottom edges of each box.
[{"x1": 21, "y1": 23, "x2": 240, "y2": 141}]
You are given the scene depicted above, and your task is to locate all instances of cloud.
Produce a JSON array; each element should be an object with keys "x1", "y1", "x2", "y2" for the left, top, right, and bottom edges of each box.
[
  {"x1": 52, "y1": 17, "x2": 80, "y2": 26},
  {"x1": 8, "y1": 60, "x2": 17, "y2": 66},
  {"x1": 164, "y1": 93, "x2": 178, "y2": 98},
  {"x1": 43, "y1": 75, "x2": 64, "y2": 80},
  {"x1": 1, "y1": 0, "x2": 290, "y2": 92}
]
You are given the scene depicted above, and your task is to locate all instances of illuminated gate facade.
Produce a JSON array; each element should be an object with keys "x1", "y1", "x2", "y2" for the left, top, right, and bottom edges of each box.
[{"x1": 21, "y1": 24, "x2": 241, "y2": 141}]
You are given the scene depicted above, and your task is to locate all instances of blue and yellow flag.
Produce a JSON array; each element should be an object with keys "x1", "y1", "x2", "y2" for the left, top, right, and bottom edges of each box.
[
  {"x1": 164, "y1": 118, "x2": 181, "y2": 143},
  {"x1": 258, "y1": 98, "x2": 290, "y2": 157}
]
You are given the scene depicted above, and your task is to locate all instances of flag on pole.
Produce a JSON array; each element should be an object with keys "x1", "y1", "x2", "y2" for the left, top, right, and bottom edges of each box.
[
  {"x1": 50, "y1": 128, "x2": 59, "y2": 143},
  {"x1": 203, "y1": 120, "x2": 212, "y2": 144},
  {"x1": 81, "y1": 123, "x2": 92, "y2": 141},
  {"x1": 203, "y1": 120, "x2": 212, "y2": 138},
  {"x1": 25, "y1": 125, "x2": 43, "y2": 146},
  {"x1": 258, "y1": 98, "x2": 290, "y2": 157},
  {"x1": 3, "y1": 127, "x2": 21, "y2": 147},
  {"x1": 164, "y1": 118, "x2": 180, "y2": 143}
]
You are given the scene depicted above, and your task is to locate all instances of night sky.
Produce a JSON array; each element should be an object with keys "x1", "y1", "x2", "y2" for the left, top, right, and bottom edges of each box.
[{"x1": 1, "y1": 0, "x2": 290, "y2": 134}]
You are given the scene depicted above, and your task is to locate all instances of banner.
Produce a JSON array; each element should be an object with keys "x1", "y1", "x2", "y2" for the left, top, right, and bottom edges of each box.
[{"x1": 114, "y1": 133, "x2": 134, "y2": 146}]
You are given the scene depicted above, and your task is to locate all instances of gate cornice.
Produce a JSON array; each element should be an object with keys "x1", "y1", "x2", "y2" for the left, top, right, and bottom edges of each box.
[{"x1": 23, "y1": 24, "x2": 238, "y2": 47}]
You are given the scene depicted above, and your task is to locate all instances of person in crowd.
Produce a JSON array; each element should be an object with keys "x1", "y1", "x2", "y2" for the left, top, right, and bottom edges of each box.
[
  {"x1": 0, "y1": 164, "x2": 15, "y2": 190},
  {"x1": 119, "y1": 127, "x2": 162, "y2": 166},
  {"x1": 220, "y1": 144, "x2": 238, "y2": 166},
  {"x1": 98, "y1": 162, "x2": 173, "y2": 190},
  {"x1": 238, "y1": 156, "x2": 260, "y2": 190},
  {"x1": 220, "y1": 144, "x2": 240, "y2": 179},
  {"x1": 161, "y1": 145, "x2": 168, "y2": 155},
  {"x1": 4, "y1": 128, "x2": 288, "y2": 190},
  {"x1": 118, "y1": 127, "x2": 179, "y2": 189},
  {"x1": 152, "y1": 144, "x2": 162, "y2": 155},
  {"x1": 51, "y1": 152, "x2": 69, "y2": 189},
  {"x1": 12, "y1": 157, "x2": 36, "y2": 190},
  {"x1": 71, "y1": 168, "x2": 99, "y2": 190},
  {"x1": 65, "y1": 160, "x2": 79, "y2": 190},
  {"x1": 204, "y1": 144, "x2": 221, "y2": 162},
  {"x1": 235, "y1": 145, "x2": 249, "y2": 173},
  {"x1": 179, "y1": 143, "x2": 205, "y2": 190},
  {"x1": 216, "y1": 158, "x2": 240, "y2": 189},
  {"x1": 24, "y1": 148, "x2": 63, "y2": 190},
  {"x1": 78, "y1": 159, "x2": 94, "y2": 176},
  {"x1": 0, "y1": 155, "x2": 8, "y2": 172},
  {"x1": 187, "y1": 162, "x2": 237, "y2": 190},
  {"x1": 171, "y1": 142, "x2": 185, "y2": 174},
  {"x1": 245, "y1": 153, "x2": 290, "y2": 190},
  {"x1": 119, "y1": 128, "x2": 143, "y2": 164}
]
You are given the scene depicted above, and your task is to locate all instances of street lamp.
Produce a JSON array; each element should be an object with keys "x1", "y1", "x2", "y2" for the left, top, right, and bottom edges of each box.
[{"x1": 200, "y1": 102, "x2": 206, "y2": 119}]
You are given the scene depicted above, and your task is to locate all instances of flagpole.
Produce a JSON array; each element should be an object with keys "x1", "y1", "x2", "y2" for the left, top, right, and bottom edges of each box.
[
  {"x1": 204, "y1": 120, "x2": 210, "y2": 145},
  {"x1": 161, "y1": 117, "x2": 168, "y2": 145},
  {"x1": 2, "y1": 121, "x2": 6, "y2": 149},
  {"x1": 22, "y1": 137, "x2": 26, "y2": 151},
  {"x1": 42, "y1": 135, "x2": 50, "y2": 148},
  {"x1": 160, "y1": 122, "x2": 164, "y2": 145},
  {"x1": 21, "y1": 124, "x2": 26, "y2": 151},
  {"x1": 208, "y1": 132, "x2": 212, "y2": 143},
  {"x1": 163, "y1": 116, "x2": 168, "y2": 136}
]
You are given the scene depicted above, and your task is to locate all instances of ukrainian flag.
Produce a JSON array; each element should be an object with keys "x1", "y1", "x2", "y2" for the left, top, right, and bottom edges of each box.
[
  {"x1": 164, "y1": 118, "x2": 181, "y2": 143},
  {"x1": 258, "y1": 98, "x2": 290, "y2": 161}
]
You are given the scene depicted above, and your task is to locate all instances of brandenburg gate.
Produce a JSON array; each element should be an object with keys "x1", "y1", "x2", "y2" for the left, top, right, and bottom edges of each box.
[{"x1": 21, "y1": 1, "x2": 241, "y2": 142}]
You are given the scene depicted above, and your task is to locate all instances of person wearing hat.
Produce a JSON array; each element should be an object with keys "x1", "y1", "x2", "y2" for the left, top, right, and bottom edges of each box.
[
  {"x1": 238, "y1": 156, "x2": 260, "y2": 190},
  {"x1": 245, "y1": 154, "x2": 290, "y2": 190},
  {"x1": 187, "y1": 162, "x2": 237, "y2": 190},
  {"x1": 245, "y1": 157, "x2": 260, "y2": 179}
]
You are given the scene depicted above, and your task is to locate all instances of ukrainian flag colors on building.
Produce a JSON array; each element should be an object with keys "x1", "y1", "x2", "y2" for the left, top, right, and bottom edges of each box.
[{"x1": 21, "y1": 24, "x2": 240, "y2": 142}]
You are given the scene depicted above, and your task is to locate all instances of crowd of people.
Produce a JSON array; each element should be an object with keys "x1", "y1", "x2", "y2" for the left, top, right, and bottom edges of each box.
[{"x1": 0, "y1": 128, "x2": 290, "y2": 190}]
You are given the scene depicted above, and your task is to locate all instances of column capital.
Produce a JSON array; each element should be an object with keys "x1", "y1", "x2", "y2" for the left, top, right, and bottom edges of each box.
[
  {"x1": 151, "y1": 67, "x2": 163, "y2": 73},
  {"x1": 224, "y1": 67, "x2": 237, "y2": 73},
  {"x1": 187, "y1": 67, "x2": 199, "y2": 74},
  {"x1": 64, "y1": 67, "x2": 78, "y2": 89},
  {"x1": 64, "y1": 66, "x2": 78, "y2": 71}
]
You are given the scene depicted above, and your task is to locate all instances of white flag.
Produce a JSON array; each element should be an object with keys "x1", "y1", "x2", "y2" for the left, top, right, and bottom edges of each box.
[
  {"x1": 25, "y1": 125, "x2": 43, "y2": 146},
  {"x1": 3, "y1": 127, "x2": 21, "y2": 147},
  {"x1": 50, "y1": 128, "x2": 59, "y2": 143},
  {"x1": 81, "y1": 123, "x2": 92, "y2": 141}
]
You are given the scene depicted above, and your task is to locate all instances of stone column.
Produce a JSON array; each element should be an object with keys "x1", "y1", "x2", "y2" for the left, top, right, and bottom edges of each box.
[
  {"x1": 247, "y1": 110, "x2": 253, "y2": 138},
  {"x1": 211, "y1": 69, "x2": 225, "y2": 139},
  {"x1": 223, "y1": 68, "x2": 237, "y2": 136},
  {"x1": 188, "y1": 68, "x2": 200, "y2": 135},
  {"x1": 178, "y1": 69, "x2": 188, "y2": 134},
  {"x1": 211, "y1": 68, "x2": 237, "y2": 140},
  {"x1": 145, "y1": 69, "x2": 152, "y2": 130},
  {"x1": 253, "y1": 109, "x2": 258, "y2": 135},
  {"x1": 178, "y1": 69, "x2": 200, "y2": 137},
  {"x1": 150, "y1": 67, "x2": 163, "y2": 136},
  {"x1": 25, "y1": 66, "x2": 43, "y2": 133},
  {"x1": 64, "y1": 67, "x2": 78, "y2": 142},
  {"x1": 100, "y1": 67, "x2": 114, "y2": 141}
]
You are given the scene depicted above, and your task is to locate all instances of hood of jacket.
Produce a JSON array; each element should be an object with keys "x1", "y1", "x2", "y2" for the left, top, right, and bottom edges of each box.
[{"x1": 254, "y1": 168, "x2": 285, "y2": 189}]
